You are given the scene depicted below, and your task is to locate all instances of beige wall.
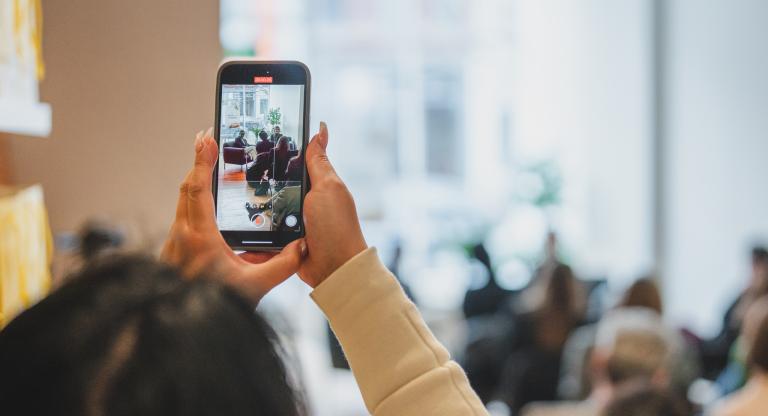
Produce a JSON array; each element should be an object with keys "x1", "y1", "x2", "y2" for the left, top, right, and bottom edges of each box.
[{"x1": 7, "y1": 0, "x2": 221, "y2": 242}]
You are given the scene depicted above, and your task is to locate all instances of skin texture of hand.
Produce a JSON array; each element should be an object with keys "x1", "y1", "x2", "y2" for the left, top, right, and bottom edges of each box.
[
  {"x1": 297, "y1": 122, "x2": 368, "y2": 287},
  {"x1": 161, "y1": 128, "x2": 305, "y2": 305}
]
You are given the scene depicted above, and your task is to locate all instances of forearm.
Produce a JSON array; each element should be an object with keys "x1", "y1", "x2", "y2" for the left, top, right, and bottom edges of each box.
[{"x1": 311, "y1": 248, "x2": 488, "y2": 416}]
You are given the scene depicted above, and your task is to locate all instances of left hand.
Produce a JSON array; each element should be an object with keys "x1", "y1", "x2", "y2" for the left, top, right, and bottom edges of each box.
[{"x1": 161, "y1": 128, "x2": 305, "y2": 305}]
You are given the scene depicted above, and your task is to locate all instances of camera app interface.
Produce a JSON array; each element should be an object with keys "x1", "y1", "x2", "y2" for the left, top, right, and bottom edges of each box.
[{"x1": 216, "y1": 83, "x2": 305, "y2": 234}]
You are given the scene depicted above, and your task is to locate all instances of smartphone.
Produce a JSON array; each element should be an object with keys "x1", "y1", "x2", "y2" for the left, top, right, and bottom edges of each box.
[{"x1": 213, "y1": 60, "x2": 311, "y2": 251}]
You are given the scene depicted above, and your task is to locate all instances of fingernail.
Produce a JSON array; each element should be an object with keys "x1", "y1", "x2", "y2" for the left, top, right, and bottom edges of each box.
[
  {"x1": 194, "y1": 130, "x2": 204, "y2": 152},
  {"x1": 204, "y1": 126, "x2": 213, "y2": 139},
  {"x1": 299, "y1": 239, "x2": 308, "y2": 257},
  {"x1": 319, "y1": 121, "x2": 328, "y2": 150}
]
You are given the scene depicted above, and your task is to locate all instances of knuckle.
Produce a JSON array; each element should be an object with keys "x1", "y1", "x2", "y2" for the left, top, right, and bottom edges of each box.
[
  {"x1": 194, "y1": 155, "x2": 210, "y2": 167},
  {"x1": 185, "y1": 181, "x2": 205, "y2": 198},
  {"x1": 324, "y1": 176, "x2": 346, "y2": 192}
]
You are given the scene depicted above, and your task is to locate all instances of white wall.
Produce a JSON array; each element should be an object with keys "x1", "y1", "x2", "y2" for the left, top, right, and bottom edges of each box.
[
  {"x1": 513, "y1": 0, "x2": 654, "y2": 282},
  {"x1": 7, "y1": 0, "x2": 221, "y2": 240},
  {"x1": 664, "y1": 0, "x2": 768, "y2": 334}
]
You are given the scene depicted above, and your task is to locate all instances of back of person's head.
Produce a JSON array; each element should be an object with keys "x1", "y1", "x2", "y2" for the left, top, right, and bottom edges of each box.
[
  {"x1": 602, "y1": 382, "x2": 688, "y2": 416},
  {"x1": 237, "y1": 129, "x2": 245, "y2": 138},
  {"x1": 276, "y1": 136, "x2": 290, "y2": 153},
  {"x1": 259, "y1": 130, "x2": 269, "y2": 140},
  {"x1": 752, "y1": 246, "x2": 768, "y2": 266},
  {"x1": 594, "y1": 308, "x2": 670, "y2": 387},
  {"x1": 525, "y1": 263, "x2": 585, "y2": 350},
  {"x1": 471, "y1": 243, "x2": 493, "y2": 275},
  {"x1": 78, "y1": 220, "x2": 124, "y2": 262},
  {"x1": 0, "y1": 255, "x2": 303, "y2": 416},
  {"x1": 618, "y1": 277, "x2": 663, "y2": 315},
  {"x1": 744, "y1": 296, "x2": 768, "y2": 373}
]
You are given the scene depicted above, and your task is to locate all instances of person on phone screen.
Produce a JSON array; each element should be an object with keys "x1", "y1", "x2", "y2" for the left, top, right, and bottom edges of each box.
[
  {"x1": 271, "y1": 136, "x2": 291, "y2": 181},
  {"x1": 270, "y1": 125, "x2": 282, "y2": 143},
  {"x1": 227, "y1": 129, "x2": 248, "y2": 148},
  {"x1": 256, "y1": 130, "x2": 272, "y2": 154},
  {"x1": 0, "y1": 123, "x2": 489, "y2": 416}
]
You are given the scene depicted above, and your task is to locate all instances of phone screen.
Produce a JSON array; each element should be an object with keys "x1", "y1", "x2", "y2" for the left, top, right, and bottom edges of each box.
[{"x1": 213, "y1": 62, "x2": 309, "y2": 250}]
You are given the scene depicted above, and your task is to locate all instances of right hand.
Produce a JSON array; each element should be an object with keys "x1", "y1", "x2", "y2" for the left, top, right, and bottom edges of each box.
[{"x1": 297, "y1": 122, "x2": 367, "y2": 287}]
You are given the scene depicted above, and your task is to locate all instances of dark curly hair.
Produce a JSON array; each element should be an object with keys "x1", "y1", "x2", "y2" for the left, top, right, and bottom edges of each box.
[{"x1": 0, "y1": 255, "x2": 304, "y2": 416}]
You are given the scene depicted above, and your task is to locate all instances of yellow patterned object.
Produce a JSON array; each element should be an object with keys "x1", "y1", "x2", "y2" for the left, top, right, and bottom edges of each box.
[
  {"x1": 0, "y1": 0, "x2": 44, "y2": 80},
  {"x1": 0, "y1": 185, "x2": 52, "y2": 327}
]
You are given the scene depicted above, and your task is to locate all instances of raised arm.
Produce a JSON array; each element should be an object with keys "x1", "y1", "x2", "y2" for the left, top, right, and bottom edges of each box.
[{"x1": 299, "y1": 123, "x2": 488, "y2": 416}]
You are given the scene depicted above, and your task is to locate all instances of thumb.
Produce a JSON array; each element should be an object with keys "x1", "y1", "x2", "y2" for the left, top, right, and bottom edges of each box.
[
  {"x1": 244, "y1": 239, "x2": 306, "y2": 296},
  {"x1": 306, "y1": 121, "x2": 337, "y2": 182}
]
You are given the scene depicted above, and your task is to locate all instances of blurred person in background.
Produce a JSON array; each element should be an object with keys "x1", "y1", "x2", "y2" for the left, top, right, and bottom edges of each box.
[
  {"x1": 523, "y1": 308, "x2": 673, "y2": 416},
  {"x1": 701, "y1": 247, "x2": 768, "y2": 380},
  {"x1": 462, "y1": 242, "x2": 515, "y2": 402},
  {"x1": 602, "y1": 382, "x2": 688, "y2": 416},
  {"x1": 710, "y1": 296, "x2": 768, "y2": 416},
  {"x1": 495, "y1": 263, "x2": 587, "y2": 413},
  {"x1": 559, "y1": 277, "x2": 699, "y2": 401},
  {"x1": 463, "y1": 243, "x2": 513, "y2": 319},
  {"x1": 0, "y1": 124, "x2": 490, "y2": 416}
]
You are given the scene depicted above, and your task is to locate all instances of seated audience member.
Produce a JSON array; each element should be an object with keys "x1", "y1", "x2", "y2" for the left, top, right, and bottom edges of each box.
[
  {"x1": 559, "y1": 278, "x2": 698, "y2": 401},
  {"x1": 269, "y1": 125, "x2": 282, "y2": 143},
  {"x1": 523, "y1": 308, "x2": 673, "y2": 416},
  {"x1": 603, "y1": 382, "x2": 688, "y2": 416},
  {"x1": 495, "y1": 264, "x2": 587, "y2": 413},
  {"x1": 271, "y1": 137, "x2": 291, "y2": 181},
  {"x1": 284, "y1": 155, "x2": 303, "y2": 182},
  {"x1": 256, "y1": 130, "x2": 272, "y2": 154},
  {"x1": 711, "y1": 296, "x2": 768, "y2": 416},
  {"x1": 0, "y1": 125, "x2": 489, "y2": 415},
  {"x1": 702, "y1": 247, "x2": 768, "y2": 379}
]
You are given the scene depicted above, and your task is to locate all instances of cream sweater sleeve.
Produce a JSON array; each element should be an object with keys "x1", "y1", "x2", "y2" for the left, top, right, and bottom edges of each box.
[{"x1": 310, "y1": 248, "x2": 489, "y2": 416}]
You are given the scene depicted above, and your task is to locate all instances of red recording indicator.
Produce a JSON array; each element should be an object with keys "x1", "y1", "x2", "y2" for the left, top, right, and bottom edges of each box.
[{"x1": 253, "y1": 76, "x2": 273, "y2": 84}]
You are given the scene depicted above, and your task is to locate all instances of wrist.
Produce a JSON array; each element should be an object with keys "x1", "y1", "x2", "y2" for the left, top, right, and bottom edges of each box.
[
  {"x1": 319, "y1": 244, "x2": 368, "y2": 286},
  {"x1": 334, "y1": 242, "x2": 368, "y2": 275},
  {"x1": 308, "y1": 242, "x2": 368, "y2": 288}
]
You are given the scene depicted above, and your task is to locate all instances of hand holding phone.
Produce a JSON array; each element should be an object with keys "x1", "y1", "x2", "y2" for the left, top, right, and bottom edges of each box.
[
  {"x1": 295, "y1": 122, "x2": 368, "y2": 287},
  {"x1": 213, "y1": 61, "x2": 311, "y2": 251},
  {"x1": 161, "y1": 129, "x2": 304, "y2": 305}
]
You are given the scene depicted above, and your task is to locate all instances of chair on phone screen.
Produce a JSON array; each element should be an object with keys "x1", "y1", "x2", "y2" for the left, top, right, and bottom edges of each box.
[{"x1": 222, "y1": 147, "x2": 252, "y2": 171}]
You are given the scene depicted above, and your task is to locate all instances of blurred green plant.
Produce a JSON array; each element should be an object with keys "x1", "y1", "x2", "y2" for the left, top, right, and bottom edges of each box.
[
  {"x1": 524, "y1": 160, "x2": 562, "y2": 208},
  {"x1": 249, "y1": 126, "x2": 265, "y2": 138},
  {"x1": 268, "y1": 107, "x2": 282, "y2": 128}
]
